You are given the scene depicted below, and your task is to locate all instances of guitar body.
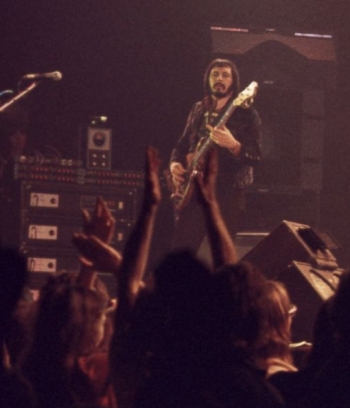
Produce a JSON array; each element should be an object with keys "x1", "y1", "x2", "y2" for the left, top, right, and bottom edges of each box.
[
  {"x1": 172, "y1": 172, "x2": 196, "y2": 214},
  {"x1": 171, "y1": 137, "x2": 209, "y2": 215},
  {"x1": 170, "y1": 81, "x2": 258, "y2": 217}
]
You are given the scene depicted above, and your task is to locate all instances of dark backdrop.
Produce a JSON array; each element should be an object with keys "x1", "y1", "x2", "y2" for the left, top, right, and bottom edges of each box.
[{"x1": 0, "y1": 0, "x2": 212, "y2": 167}]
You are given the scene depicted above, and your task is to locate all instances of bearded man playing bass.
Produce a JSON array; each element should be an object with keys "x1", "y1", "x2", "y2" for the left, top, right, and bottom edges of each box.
[{"x1": 169, "y1": 58, "x2": 262, "y2": 255}]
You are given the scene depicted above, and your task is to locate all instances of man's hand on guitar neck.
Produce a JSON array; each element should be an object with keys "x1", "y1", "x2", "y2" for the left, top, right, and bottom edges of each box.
[
  {"x1": 206, "y1": 124, "x2": 241, "y2": 156},
  {"x1": 170, "y1": 161, "x2": 186, "y2": 187}
]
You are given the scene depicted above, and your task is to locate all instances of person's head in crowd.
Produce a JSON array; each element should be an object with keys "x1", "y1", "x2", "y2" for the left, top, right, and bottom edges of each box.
[
  {"x1": 140, "y1": 260, "x2": 269, "y2": 364},
  {"x1": 150, "y1": 250, "x2": 214, "y2": 355},
  {"x1": 20, "y1": 272, "x2": 111, "y2": 408},
  {"x1": 253, "y1": 280, "x2": 295, "y2": 370},
  {"x1": 153, "y1": 249, "x2": 212, "y2": 305},
  {"x1": 123, "y1": 250, "x2": 215, "y2": 380},
  {"x1": 140, "y1": 260, "x2": 272, "y2": 367},
  {"x1": 25, "y1": 272, "x2": 108, "y2": 369},
  {"x1": 214, "y1": 261, "x2": 270, "y2": 355},
  {"x1": 116, "y1": 255, "x2": 289, "y2": 408}
]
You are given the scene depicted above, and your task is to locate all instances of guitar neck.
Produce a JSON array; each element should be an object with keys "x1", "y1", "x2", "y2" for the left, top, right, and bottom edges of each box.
[
  {"x1": 191, "y1": 137, "x2": 213, "y2": 170},
  {"x1": 216, "y1": 100, "x2": 238, "y2": 128},
  {"x1": 191, "y1": 101, "x2": 239, "y2": 169}
]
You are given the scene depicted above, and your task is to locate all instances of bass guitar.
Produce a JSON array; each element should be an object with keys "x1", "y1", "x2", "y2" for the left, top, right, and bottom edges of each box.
[{"x1": 170, "y1": 81, "x2": 258, "y2": 217}]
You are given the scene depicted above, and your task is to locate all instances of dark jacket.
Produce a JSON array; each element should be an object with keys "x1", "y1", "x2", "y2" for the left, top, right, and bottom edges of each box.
[{"x1": 170, "y1": 99, "x2": 262, "y2": 188}]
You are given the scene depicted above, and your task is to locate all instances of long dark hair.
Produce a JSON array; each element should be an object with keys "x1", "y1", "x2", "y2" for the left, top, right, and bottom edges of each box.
[
  {"x1": 21, "y1": 272, "x2": 107, "y2": 407},
  {"x1": 213, "y1": 261, "x2": 269, "y2": 353},
  {"x1": 253, "y1": 280, "x2": 294, "y2": 365}
]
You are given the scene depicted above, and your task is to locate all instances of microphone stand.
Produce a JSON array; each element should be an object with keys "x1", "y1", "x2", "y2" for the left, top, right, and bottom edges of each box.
[{"x1": 0, "y1": 81, "x2": 39, "y2": 113}]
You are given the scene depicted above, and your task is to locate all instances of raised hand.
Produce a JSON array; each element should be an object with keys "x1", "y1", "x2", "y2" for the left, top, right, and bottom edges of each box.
[
  {"x1": 195, "y1": 148, "x2": 219, "y2": 206},
  {"x1": 170, "y1": 162, "x2": 186, "y2": 187},
  {"x1": 72, "y1": 233, "x2": 122, "y2": 276},
  {"x1": 81, "y1": 196, "x2": 116, "y2": 244},
  {"x1": 195, "y1": 148, "x2": 237, "y2": 267},
  {"x1": 143, "y1": 146, "x2": 162, "y2": 209},
  {"x1": 207, "y1": 124, "x2": 241, "y2": 152}
]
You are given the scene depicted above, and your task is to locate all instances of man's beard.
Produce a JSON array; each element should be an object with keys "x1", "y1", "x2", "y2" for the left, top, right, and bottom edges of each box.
[{"x1": 210, "y1": 84, "x2": 233, "y2": 99}]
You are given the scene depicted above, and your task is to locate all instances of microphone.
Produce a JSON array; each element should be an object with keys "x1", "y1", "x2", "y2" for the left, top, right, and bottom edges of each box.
[
  {"x1": 0, "y1": 89, "x2": 14, "y2": 98},
  {"x1": 22, "y1": 71, "x2": 63, "y2": 81}
]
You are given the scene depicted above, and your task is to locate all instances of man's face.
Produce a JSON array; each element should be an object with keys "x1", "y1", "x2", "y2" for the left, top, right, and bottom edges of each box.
[{"x1": 209, "y1": 66, "x2": 234, "y2": 99}]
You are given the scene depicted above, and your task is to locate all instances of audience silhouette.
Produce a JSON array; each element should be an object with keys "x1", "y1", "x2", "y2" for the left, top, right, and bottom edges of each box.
[{"x1": 0, "y1": 147, "x2": 344, "y2": 408}]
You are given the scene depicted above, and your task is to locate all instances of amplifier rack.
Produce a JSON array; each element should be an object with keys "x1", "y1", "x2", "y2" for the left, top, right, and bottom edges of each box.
[{"x1": 13, "y1": 156, "x2": 144, "y2": 187}]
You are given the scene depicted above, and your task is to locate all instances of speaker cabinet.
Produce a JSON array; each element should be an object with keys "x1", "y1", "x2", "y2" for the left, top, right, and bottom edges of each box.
[
  {"x1": 211, "y1": 27, "x2": 336, "y2": 62},
  {"x1": 79, "y1": 123, "x2": 112, "y2": 170},
  {"x1": 86, "y1": 126, "x2": 112, "y2": 169},
  {"x1": 278, "y1": 261, "x2": 343, "y2": 342},
  {"x1": 241, "y1": 220, "x2": 338, "y2": 279}
]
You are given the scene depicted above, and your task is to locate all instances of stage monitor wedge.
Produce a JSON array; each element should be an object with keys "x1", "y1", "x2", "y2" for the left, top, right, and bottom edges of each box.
[{"x1": 241, "y1": 220, "x2": 339, "y2": 279}]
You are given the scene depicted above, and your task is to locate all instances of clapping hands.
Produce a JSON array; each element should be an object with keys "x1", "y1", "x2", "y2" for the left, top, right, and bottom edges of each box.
[{"x1": 81, "y1": 196, "x2": 116, "y2": 245}]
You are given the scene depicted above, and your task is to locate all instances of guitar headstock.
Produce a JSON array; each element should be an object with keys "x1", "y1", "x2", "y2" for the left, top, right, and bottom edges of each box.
[{"x1": 234, "y1": 81, "x2": 258, "y2": 108}]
